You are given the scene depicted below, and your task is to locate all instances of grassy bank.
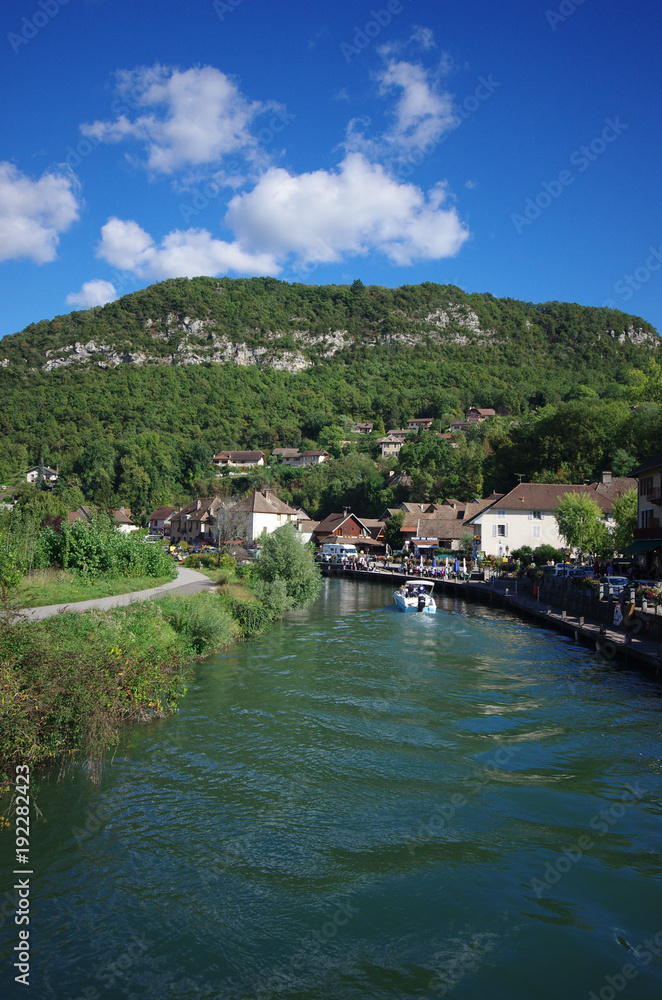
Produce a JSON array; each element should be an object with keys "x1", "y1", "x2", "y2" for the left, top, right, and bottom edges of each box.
[
  {"x1": 1, "y1": 524, "x2": 322, "y2": 783},
  {"x1": 16, "y1": 568, "x2": 177, "y2": 607},
  {"x1": 0, "y1": 586, "x2": 262, "y2": 782}
]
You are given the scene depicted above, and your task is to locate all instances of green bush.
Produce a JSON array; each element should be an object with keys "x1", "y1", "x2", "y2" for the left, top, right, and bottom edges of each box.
[
  {"x1": 42, "y1": 520, "x2": 176, "y2": 580},
  {"x1": 218, "y1": 591, "x2": 273, "y2": 635},
  {"x1": 0, "y1": 601, "x2": 188, "y2": 780},
  {"x1": 182, "y1": 552, "x2": 219, "y2": 569},
  {"x1": 157, "y1": 593, "x2": 236, "y2": 654},
  {"x1": 253, "y1": 523, "x2": 322, "y2": 609}
]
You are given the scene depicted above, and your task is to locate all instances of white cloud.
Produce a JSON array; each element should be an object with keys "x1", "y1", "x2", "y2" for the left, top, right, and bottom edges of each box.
[
  {"x1": 377, "y1": 59, "x2": 457, "y2": 156},
  {"x1": 66, "y1": 279, "x2": 117, "y2": 309},
  {"x1": 0, "y1": 163, "x2": 79, "y2": 264},
  {"x1": 81, "y1": 65, "x2": 266, "y2": 174},
  {"x1": 408, "y1": 26, "x2": 437, "y2": 51},
  {"x1": 96, "y1": 217, "x2": 279, "y2": 279},
  {"x1": 345, "y1": 59, "x2": 457, "y2": 161},
  {"x1": 226, "y1": 153, "x2": 468, "y2": 266}
]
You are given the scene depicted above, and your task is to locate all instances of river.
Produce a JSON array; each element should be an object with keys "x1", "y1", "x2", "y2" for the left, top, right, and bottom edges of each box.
[{"x1": 2, "y1": 578, "x2": 661, "y2": 999}]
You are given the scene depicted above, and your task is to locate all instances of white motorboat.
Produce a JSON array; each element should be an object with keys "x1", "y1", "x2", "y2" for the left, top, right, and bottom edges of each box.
[{"x1": 393, "y1": 580, "x2": 437, "y2": 614}]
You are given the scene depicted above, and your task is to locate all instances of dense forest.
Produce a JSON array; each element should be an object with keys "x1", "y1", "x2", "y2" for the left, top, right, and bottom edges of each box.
[{"x1": 0, "y1": 277, "x2": 660, "y2": 520}]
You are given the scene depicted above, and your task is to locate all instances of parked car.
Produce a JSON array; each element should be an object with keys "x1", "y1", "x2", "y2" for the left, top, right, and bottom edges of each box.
[
  {"x1": 599, "y1": 576, "x2": 630, "y2": 595},
  {"x1": 570, "y1": 565, "x2": 595, "y2": 579}
]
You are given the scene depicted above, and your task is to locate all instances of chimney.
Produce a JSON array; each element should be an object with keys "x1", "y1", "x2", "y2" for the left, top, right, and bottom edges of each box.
[
  {"x1": 196, "y1": 499, "x2": 201, "y2": 510},
  {"x1": 601, "y1": 471, "x2": 612, "y2": 485}
]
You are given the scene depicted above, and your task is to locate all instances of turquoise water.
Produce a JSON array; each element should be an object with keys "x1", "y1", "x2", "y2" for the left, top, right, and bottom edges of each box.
[{"x1": 2, "y1": 578, "x2": 662, "y2": 999}]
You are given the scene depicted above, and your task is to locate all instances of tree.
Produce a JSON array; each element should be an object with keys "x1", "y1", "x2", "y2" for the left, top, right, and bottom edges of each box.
[
  {"x1": 554, "y1": 493, "x2": 609, "y2": 557},
  {"x1": 214, "y1": 501, "x2": 248, "y2": 544},
  {"x1": 460, "y1": 531, "x2": 475, "y2": 553},
  {"x1": 253, "y1": 522, "x2": 322, "y2": 610},
  {"x1": 611, "y1": 488, "x2": 638, "y2": 552},
  {"x1": 383, "y1": 511, "x2": 405, "y2": 551}
]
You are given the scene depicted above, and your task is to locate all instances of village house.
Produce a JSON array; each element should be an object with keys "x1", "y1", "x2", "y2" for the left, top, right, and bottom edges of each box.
[
  {"x1": 625, "y1": 451, "x2": 662, "y2": 575},
  {"x1": 212, "y1": 450, "x2": 265, "y2": 471},
  {"x1": 217, "y1": 490, "x2": 308, "y2": 543},
  {"x1": 169, "y1": 497, "x2": 223, "y2": 545},
  {"x1": 67, "y1": 505, "x2": 95, "y2": 526},
  {"x1": 312, "y1": 511, "x2": 385, "y2": 553},
  {"x1": 406, "y1": 417, "x2": 434, "y2": 431},
  {"x1": 377, "y1": 434, "x2": 403, "y2": 459},
  {"x1": 294, "y1": 518, "x2": 320, "y2": 544},
  {"x1": 353, "y1": 422, "x2": 374, "y2": 434},
  {"x1": 280, "y1": 449, "x2": 330, "y2": 467},
  {"x1": 467, "y1": 406, "x2": 496, "y2": 421},
  {"x1": 272, "y1": 448, "x2": 301, "y2": 461},
  {"x1": 389, "y1": 496, "x2": 503, "y2": 554},
  {"x1": 465, "y1": 475, "x2": 634, "y2": 558},
  {"x1": 147, "y1": 506, "x2": 177, "y2": 536},
  {"x1": 449, "y1": 406, "x2": 498, "y2": 433},
  {"x1": 113, "y1": 507, "x2": 138, "y2": 534},
  {"x1": 25, "y1": 465, "x2": 58, "y2": 485},
  {"x1": 66, "y1": 505, "x2": 138, "y2": 533}
]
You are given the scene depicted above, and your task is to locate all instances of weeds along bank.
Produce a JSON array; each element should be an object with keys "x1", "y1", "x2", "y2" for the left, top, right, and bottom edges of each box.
[{"x1": 0, "y1": 524, "x2": 322, "y2": 782}]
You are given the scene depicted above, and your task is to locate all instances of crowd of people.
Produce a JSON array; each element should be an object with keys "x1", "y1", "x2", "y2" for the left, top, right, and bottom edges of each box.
[{"x1": 324, "y1": 552, "x2": 476, "y2": 580}]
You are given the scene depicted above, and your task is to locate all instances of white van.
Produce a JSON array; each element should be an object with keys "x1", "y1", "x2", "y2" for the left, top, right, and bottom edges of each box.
[{"x1": 322, "y1": 542, "x2": 358, "y2": 562}]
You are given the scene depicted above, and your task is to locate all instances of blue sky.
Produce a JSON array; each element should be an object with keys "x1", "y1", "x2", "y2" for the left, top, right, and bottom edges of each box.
[{"x1": 1, "y1": 0, "x2": 661, "y2": 340}]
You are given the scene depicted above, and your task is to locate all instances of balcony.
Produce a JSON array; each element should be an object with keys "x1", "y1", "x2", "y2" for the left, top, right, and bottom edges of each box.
[
  {"x1": 633, "y1": 527, "x2": 662, "y2": 540},
  {"x1": 642, "y1": 486, "x2": 662, "y2": 505}
]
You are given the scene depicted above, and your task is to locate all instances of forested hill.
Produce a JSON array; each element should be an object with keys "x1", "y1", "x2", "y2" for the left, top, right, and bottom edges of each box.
[
  {"x1": 1, "y1": 276, "x2": 658, "y2": 375},
  {"x1": 0, "y1": 276, "x2": 659, "y2": 488}
]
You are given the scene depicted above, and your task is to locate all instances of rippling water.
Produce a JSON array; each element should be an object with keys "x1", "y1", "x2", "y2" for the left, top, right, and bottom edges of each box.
[{"x1": 2, "y1": 578, "x2": 662, "y2": 999}]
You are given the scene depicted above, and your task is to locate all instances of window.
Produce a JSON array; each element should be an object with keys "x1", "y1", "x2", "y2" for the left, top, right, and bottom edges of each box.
[
  {"x1": 493, "y1": 523, "x2": 509, "y2": 537},
  {"x1": 529, "y1": 510, "x2": 543, "y2": 520},
  {"x1": 532, "y1": 525, "x2": 541, "y2": 539},
  {"x1": 497, "y1": 509, "x2": 506, "y2": 519},
  {"x1": 642, "y1": 508, "x2": 654, "y2": 528},
  {"x1": 641, "y1": 476, "x2": 654, "y2": 497}
]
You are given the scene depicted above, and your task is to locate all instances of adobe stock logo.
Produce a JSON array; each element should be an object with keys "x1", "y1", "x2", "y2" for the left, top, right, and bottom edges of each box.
[
  {"x1": 511, "y1": 117, "x2": 627, "y2": 234},
  {"x1": 7, "y1": 0, "x2": 70, "y2": 54},
  {"x1": 339, "y1": 1, "x2": 409, "y2": 63}
]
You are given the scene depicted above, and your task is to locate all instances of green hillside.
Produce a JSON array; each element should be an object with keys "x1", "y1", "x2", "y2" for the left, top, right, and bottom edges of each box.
[{"x1": 0, "y1": 277, "x2": 659, "y2": 515}]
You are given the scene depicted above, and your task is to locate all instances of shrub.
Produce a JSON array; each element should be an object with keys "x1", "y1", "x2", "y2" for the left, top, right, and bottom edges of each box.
[
  {"x1": 218, "y1": 591, "x2": 273, "y2": 635},
  {"x1": 253, "y1": 523, "x2": 322, "y2": 609},
  {"x1": 182, "y1": 551, "x2": 219, "y2": 569},
  {"x1": 41, "y1": 520, "x2": 176, "y2": 580},
  {"x1": 0, "y1": 601, "x2": 189, "y2": 780},
  {"x1": 157, "y1": 593, "x2": 236, "y2": 654}
]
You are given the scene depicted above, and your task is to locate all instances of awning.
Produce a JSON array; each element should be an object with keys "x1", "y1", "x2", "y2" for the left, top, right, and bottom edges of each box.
[
  {"x1": 412, "y1": 538, "x2": 439, "y2": 547},
  {"x1": 622, "y1": 539, "x2": 662, "y2": 554}
]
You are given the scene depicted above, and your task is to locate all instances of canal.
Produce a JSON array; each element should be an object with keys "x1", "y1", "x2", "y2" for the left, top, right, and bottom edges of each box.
[{"x1": 1, "y1": 578, "x2": 661, "y2": 999}]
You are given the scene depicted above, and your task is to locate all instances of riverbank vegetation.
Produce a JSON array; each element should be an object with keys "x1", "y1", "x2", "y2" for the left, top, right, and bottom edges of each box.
[{"x1": 0, "y1": 525, "x2": 321, "y2": 783}]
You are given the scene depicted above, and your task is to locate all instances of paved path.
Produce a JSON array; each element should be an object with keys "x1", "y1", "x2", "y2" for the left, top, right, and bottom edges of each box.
[{"x1": 19, "y1": 566, "x2": 215, "y2": 622}]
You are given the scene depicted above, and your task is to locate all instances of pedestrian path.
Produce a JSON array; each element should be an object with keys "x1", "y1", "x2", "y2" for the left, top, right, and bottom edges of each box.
[
  {"x1": 19, "y1": 566, "x2": 214, "y2": 622},
  {"x1": 499, "y1": 585, "x2": 662, "y2": 670}
]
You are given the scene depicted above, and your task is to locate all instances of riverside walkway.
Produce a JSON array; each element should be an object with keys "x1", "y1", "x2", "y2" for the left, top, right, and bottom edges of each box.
[
  {"x1": 322, "y1": 563, "x2": 662, "y2": 674},
  {"x1": 19, "y1": 565, "x2": 214, "y2": 622}
]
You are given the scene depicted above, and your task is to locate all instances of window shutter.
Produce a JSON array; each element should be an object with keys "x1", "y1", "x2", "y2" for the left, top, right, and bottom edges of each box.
[
  {"x1": 528, "y1": 511, "x2": 533, "y2": 519},
  {"x1": 492, "y1": 524, "x2": 497, "y2": 537},
  {"x1": 541, "y1": 512, "x2": 545, "y2": 520},
  {"x1": 505, "y1": 524, "x2": 509, "y2": 537}
]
